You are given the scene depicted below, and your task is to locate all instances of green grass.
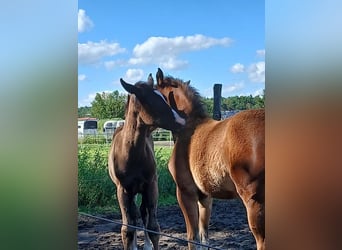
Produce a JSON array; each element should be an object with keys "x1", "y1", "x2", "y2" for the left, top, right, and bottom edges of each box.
[{"x1": 78, "y1": 144, "x2": 176, "y2": 213}]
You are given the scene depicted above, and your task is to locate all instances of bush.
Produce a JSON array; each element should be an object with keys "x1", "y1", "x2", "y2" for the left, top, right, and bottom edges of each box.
[
  {"x1": 78, "y1": 145, "x2": 176, "y2": 212},
  {"x1": 154, "y1": 147, "x2": 177, "y2": 205},
  {"x1": 78, "y1": 145, "x2": 118, "y2": 211}
]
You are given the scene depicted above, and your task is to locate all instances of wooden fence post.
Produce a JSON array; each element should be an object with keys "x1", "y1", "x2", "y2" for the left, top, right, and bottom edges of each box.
[{"x1": 213, "y1": 84, "x2": 222, "y2": 121}]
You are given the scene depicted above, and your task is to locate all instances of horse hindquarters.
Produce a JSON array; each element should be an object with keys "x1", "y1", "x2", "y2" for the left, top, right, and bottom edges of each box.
[{"x1": 226, "y1": 109, "x2": 265, "y2": 249}]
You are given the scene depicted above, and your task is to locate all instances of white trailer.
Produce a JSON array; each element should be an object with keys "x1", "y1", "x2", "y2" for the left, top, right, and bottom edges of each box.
[{"x1": 78, "y1": 118, "x2": 98, "y2": 138}]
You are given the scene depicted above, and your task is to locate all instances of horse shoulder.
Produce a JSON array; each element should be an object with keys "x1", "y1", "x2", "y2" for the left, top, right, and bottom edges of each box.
[
  {"x1": 168, "y1": 141, "x2": 199, "y2": 194},
  {"x1": 189, "y1": 119, "x2": 228, "y2": 165}
]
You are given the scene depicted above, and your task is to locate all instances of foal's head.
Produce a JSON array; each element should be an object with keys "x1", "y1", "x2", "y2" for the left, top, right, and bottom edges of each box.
[
  {"x1": 155, "y1": 68, "x2": 208, "y2": 120},
  {"x1": 120, "y1": 74, "x2": 185, "y2": 132}
]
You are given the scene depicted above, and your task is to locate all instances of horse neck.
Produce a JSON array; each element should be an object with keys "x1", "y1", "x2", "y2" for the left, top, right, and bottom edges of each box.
[
  {"x1": 184, "y1": 104, "x2": 210, "y2": 129},
  {"x1": 122, "y1": 110, "x2": 151, "y2": 147},
  {"x1": 175, "y1": 86, "x2": 208, "y2": 123},
  {"x1": 172, "y1": 115, "x2": 211, "y2": 145},
  {"x1": 172, "y1": 88, "x2": 211, "y2": 141}
]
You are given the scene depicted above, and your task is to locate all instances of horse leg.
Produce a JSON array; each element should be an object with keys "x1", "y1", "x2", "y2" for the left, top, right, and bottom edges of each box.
[
  {"x1": 245, "y1": 176, "x2": 265, "y2": 250},
  {"x1": 117, "y1": 185, "x2": 138, "y2": 250},
  {"x1": 140, "y1": 195, "x2": 154, "y2": 250},
  {"x1": 141, "y1": 177, "x2": 160, "y2": 250},
  {"x1": 198, "y1": 196, "x2": 213, "y2": 249},
  {"x1": 245, "y1": 197, "x2": 265, "y2": 250},
  {"x1": 140, "y1": 198, "x2": 151, "y2": 249},
  {"x1": 231, "y1": 167, "x2": 265, "y2": 250},
  {"x1": 176, "y1": 187, "x2": 201, "y2": 250}
]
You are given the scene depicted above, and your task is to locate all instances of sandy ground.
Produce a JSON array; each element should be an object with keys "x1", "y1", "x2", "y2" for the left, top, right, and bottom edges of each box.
[{"x1": 78, "y1": 199, "x2": 256, "y2": 249}]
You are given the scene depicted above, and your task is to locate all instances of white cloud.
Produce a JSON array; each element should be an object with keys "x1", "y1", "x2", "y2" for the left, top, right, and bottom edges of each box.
[
  {"x1": 104, "y1": 59, "x2": 126, "y2": 70},
  {"x1": 222, "y1": 82, "x2": 245, "y2": 95},
  {"x1": 78, "y1": 40, "x2": 126, "y2": 64},
  {"x1": 256, "y1": 49, "x2": 265, "y2": 57},
  {"x1": 160, "y1": 57, "x2": 189, "y2": 70},
  {"x1": 79, "y1": 93, "x2": 96, "y2": 107},
  {"x1": 253, "y1": 88, "x2": 264, "y2": 97},
  {"x1": 247, "y1": 61, "x2": 265, "y2": 83},
  {"x1": 78, "y1": 74, "x2": 86, "y2": 81},
  {"x1": 230, "y1": 63, "x2": 245, "y2": 73},
  {"x1": 123, "y1": 69, "x2": 144, "y2": 83},
  {"x1": 129, "y1": 34, "x2": 232, "y2": 70},
  {"x1": 78, "y1": 9, "x2": 94, "y2": 33}
]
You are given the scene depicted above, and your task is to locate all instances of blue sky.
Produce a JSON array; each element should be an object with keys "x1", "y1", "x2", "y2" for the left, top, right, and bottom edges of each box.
[{"x1": 78, "y1": 0, "x2": 264, "y2": 107}]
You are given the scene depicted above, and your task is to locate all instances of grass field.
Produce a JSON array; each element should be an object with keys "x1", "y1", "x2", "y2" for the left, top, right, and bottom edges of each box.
[{"x1": 78, "y1": 144, "x2": 176, "y2": 213}]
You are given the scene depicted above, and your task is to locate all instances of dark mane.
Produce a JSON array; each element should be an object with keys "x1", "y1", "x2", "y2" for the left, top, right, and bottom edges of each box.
[
  {"x1": 164, "y1": 76, "x2": 209, "y2": 119},
  {"x1": 124, "y1": 94, "x2": 130, "y2": 118}
]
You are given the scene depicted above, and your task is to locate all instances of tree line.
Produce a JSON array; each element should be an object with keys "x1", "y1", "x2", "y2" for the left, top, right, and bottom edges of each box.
[{"x1": 78, "y1": 90, "x2": 264, "y2": 119}]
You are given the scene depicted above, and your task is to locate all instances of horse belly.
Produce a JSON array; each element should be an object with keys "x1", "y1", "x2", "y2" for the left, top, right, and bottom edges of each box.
[{"x1": 191, "y1": 159, "x2": 238, "y2": 199}]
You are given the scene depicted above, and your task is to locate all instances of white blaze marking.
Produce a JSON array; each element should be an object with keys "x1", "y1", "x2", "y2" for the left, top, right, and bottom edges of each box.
[
  {"x1": 172, "y1": 109, "x2": 186, "y2": 125},
  {"x1": 154, "y1": 90, "x2": 185, "y2": 125},
  {"x1": 153, "y1": 90, "x2": 167, "y2": 102}
]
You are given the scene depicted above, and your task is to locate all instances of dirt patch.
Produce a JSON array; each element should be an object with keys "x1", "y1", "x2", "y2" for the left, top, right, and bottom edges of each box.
[{"x1": 78, "y1": 199, "x2": 256, "y2": 249}]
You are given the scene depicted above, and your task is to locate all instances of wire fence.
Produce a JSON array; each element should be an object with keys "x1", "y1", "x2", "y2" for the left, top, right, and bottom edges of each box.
[
  {"x1": 78, "y1": 111, "x2": 242, "y2": 145},
  {"x1": 78, "y1": 128, "x2": 174, "y2": 146},
  {"x1": 79, "y1": 212, "x2": 224, "y2": 250}
]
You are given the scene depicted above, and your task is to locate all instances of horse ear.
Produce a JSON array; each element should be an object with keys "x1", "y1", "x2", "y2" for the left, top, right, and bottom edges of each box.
[
  {"x1": 185, "y1": 80, "x2": 190, "y2": 85},
  {"x1": 120, "y1": 78, "x2": 137, "y2": 94},
  {"x1": 147, "y1": 73, "x2": 154, "y2": 86},
  {"x1": 156, "y1": 68, "x2": 164, "y2": 87}
]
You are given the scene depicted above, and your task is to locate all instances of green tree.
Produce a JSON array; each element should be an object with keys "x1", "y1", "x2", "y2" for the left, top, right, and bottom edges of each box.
[
  {"x1": 201, "y1": 97, "x2": 214, "y2": 117},
  {"x1": 91, "y1": 91, "x2": 126, "y2": 119},
  {"x1": 104, "y1": 91, "x2": 126, "y2": 119},
  {"x1": 91, "y1": 92, "x2": 107, "y2": 119},
  {"x1": 78, "y1": 106, "x2": 91, "y2": 117},
  {"x1": 220, "y1": 93, "x2": 264, "y2": 111}
]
